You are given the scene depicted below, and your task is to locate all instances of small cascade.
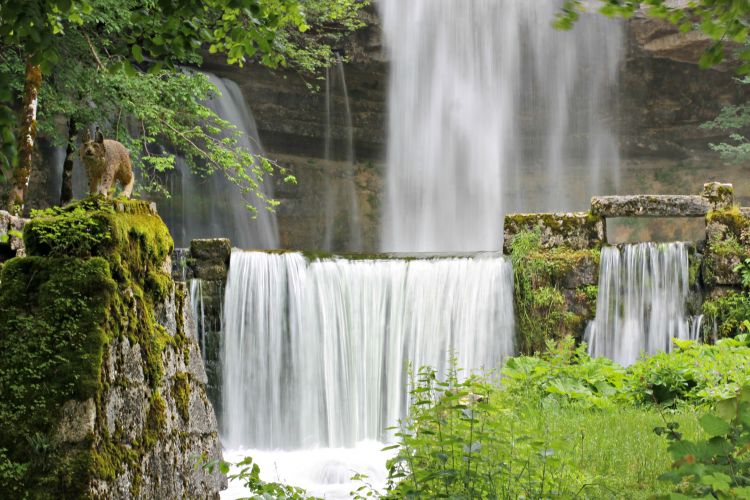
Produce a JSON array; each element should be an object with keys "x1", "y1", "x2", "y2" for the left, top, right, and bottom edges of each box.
[
  {"x1": 221, "y1": 251, "x2": 515, "y2": 450},
  {"x1": 160, "y1": 73, "x2": 279, "y2": 249},
  {"x1": 586, "y1": 242, "x2": 694, "y2": 366},
  {"x1": 189, "y1": 280, "x2": 208, "y2": 355},
  {"x1": 322, "y1": 56, "x2": 363, "y2": 252}
]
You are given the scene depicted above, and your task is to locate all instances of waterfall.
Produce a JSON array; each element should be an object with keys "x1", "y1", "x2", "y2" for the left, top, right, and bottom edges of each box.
[
  {"x1": 323, "y1": 56, "x2": 363, "y2": 252},
  {"x1": 586, "y1": 243, "x2": 696, "y2": 366},
  {"x1": 160, "y1": 73, "x2": 279, "y2": 249},
  {"x1": 189, "y1": 279, "x2": 208, "y2": 356},
  {"x1": 379, "y1": 0, "x2": 623, "y2": 252},
  {"x1": 221, "y1": 251, "x2": 515, "y2": 450}
]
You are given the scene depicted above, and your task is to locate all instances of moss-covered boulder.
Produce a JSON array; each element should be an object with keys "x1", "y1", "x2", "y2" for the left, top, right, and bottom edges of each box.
[
  {"x1": 702, "y1": 208, "x2": 750, "y2": 287},
  {"x1": 0, "y1": 198, "x2": 224, "y2": 499}
]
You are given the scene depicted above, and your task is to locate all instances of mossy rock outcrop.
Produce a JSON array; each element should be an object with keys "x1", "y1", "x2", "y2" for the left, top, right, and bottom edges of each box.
[
  {"x1": 508, "y1": 230, "x2": 601, "y2": 354},
  {"x1": 0, "y1": 198, "x2": 224, "y2": 499},
  {"x1": 703, "y1": 207, "x2": 750, "y2": 287}
]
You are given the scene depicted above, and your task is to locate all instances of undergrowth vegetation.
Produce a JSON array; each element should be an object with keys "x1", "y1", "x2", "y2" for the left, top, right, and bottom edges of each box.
[{"x1": 379, "y1": 337, "x2": 750, "y2": 499}]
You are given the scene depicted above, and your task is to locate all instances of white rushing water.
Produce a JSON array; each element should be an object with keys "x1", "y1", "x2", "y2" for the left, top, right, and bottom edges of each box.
[
  {"x1": 586, "y1": 243, "x2": 699, "y2": 366},
  {"x1": 323, "y1": 56, "x2": 363, "y2": 252},
  {"x1": 379, "y1": 0, "x2": 623, "y2": 252},
  {"x1": 161, "y1": 73, "x2": 279, "y2": 248},
  {"x1": 220, "y1": 251, "x2": 515, "y2": 497}
]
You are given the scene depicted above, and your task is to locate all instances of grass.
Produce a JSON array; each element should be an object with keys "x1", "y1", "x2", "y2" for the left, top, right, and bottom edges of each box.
[{"x1": 525, "y1": 402, "x2": 703, "y2": 498}]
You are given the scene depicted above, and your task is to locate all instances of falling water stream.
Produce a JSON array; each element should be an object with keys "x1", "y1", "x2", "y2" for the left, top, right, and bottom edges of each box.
[
  {"x1": 323, "y1": 56, "x2": 363, "y2": 252},
  {"x1": 160, "y1": 74, "x2": 279, "y2": 249},
  {"x1": 379, "y1": 0, "x2": 623, "y2": 252},
  {"x1": 220, "y1": 251, "x2": 516, "y2": 498},
  {"x1": 586, "y1": 243, "x2": 700, "y2": 366}
]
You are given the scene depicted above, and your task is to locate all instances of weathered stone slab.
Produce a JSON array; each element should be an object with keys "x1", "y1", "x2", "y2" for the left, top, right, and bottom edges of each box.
[
  {"x1": 591, "y1": 194, "x2": 711, "y2": 217},
  {"x1": 591, "y1": 182, "x2": 734, "y2": 218},
  {"x1": 503, "y1": 212, "x2": 605, "y2": 253}
]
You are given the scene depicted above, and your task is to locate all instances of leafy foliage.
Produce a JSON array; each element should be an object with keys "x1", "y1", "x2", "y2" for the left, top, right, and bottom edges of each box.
[
  {"x1": 736, "y1": 258, "x2": 750, "y2": 291},
  {"x1": 204, "y1": 456, "x2": 320, "y2": 499},
  {"x1": 502, "y1": 337, "x2": 626, "y2": 409},
  {"x1": 382, "y1": 363, "x2": 593, "y2": 499},
  {"x1": 629, "y1": 337, "x2": 750, "y2": 405},
  {"x1": 0, "y1": 0, "x2": 368, "y2": 208},
  {"x1": 655, "y1": 386, "x2": 750, "y2": 498}
]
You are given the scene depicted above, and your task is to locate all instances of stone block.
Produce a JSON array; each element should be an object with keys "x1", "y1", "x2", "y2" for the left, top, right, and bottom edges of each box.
[
  {"x1": 503, "y1": 212, "x2": 605, "y2": 253},
  {"x1": 702, "y1": 182, "x2": 734, "y2": 210}
]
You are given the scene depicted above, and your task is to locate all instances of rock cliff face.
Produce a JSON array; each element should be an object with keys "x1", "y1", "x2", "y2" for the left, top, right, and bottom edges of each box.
[
  {"x1": 203, "y1": 9, "x2": 749, "y2": 250},
  {"x1": 0, "y1": 199, "x2": 225, "y2": 499}
]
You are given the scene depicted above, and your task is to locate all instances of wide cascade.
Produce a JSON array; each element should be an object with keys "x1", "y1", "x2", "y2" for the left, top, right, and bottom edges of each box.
[
  {"x1": 379, "y1": 0, "x2": 623, "y2": 252},
  {"x1": 586, "y1": 242, "x2": 698, "y2": 366},
  {"x1": 161, "y1": 74, "x2": 279, "y2": 248},
  {"x1": 221, "y1": 251, "x2": 515, "y2": 450}
]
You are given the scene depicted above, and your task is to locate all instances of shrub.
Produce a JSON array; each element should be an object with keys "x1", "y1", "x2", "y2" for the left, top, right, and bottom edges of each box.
[
  {"x1": 383, "y1": 363, "x2": 592, "y2": 498},
  {"x1": 502, "y1": 337, "x2": 626, "y2": 409},
  {"x1": 656, "y1": 386, "x2": 750, "y2": 498},
  {"x1": 628, "y1": 336, "x2": 750, "y2": 405}
]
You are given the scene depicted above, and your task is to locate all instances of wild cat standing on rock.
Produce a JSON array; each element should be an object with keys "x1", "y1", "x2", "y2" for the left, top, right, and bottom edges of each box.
[{"x1": 80, "y1": 128, "x2": 134, "y2": 198}]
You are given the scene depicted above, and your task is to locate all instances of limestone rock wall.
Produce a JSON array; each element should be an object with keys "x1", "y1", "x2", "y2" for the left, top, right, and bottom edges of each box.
[{"x1": 0, "y1": 199, "x2": 225, "y2": 499}]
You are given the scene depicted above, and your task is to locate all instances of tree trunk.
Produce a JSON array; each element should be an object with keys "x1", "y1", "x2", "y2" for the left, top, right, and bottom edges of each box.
[
  {"x1": 60, "y1": 117, "x2": 77, "y2": 205},
  {"x1": 6, "y1": 60, "x2": 41, "y2": 214}
]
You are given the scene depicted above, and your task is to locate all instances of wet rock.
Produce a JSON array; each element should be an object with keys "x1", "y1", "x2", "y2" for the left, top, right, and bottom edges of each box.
[
  {"x1": 703, "y1": 252, "x2": 745, "y2": 287},
  {"x1": 190, "y1": 239, "x2": 231, "y2": 281}
]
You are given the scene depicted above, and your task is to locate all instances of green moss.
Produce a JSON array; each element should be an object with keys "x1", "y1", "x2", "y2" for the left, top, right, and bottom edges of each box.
[
  {"x1": 510, "y1": 230, "x2": 598, "y2": 354},
  {"x1": 0, "y1": 198, "x2": 184, "y2": 498},
  {"x1": 0, "y1": 256, "x2": 116, "y2": 496},
  {"x1": 172, "y1": 373, "x2": 191, "y2": 423},
  {"x1": 707, "y1": 207, "x2": 750, "y2": 240}
]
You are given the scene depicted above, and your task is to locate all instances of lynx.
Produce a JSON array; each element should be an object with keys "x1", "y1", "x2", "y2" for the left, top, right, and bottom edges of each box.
[{"x1": 80, "y1": 129, "x2": 134, "y2": 198}]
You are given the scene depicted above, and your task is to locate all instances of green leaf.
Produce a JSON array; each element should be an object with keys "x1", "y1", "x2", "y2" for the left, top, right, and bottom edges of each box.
[
  {"x1": 132, "y1": 44, "x2": 144, "y2": 63},
  {"x1": 699, "y1": 414, "x2": 731, "y2": 438}
]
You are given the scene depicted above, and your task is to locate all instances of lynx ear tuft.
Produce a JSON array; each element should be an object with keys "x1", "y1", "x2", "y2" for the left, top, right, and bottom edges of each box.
[{"x1": 95, "y1": 129, "x2": 104, "y2": 144}]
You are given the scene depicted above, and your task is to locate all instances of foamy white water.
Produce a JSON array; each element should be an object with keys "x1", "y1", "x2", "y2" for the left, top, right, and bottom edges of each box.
[
  {"x1": 587, "y1": 242, "x2": 698, "y2": 366},
  {"x1": 220, "y1": 442, "x2": 392, "y2": 500},
  {"x1": 379, "y1": 0, "x2": 623, "y2": 251},
  {"x1": 221, "y1": 251, "x2": 516, "y2": 452}
]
